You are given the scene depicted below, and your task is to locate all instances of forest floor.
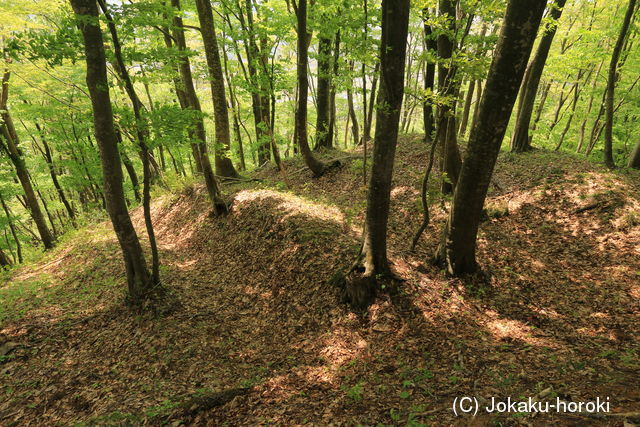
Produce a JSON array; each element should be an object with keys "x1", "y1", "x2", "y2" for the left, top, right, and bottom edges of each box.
[{"x1": 1, "y1": 135, "x2": 639, "y2": 426}]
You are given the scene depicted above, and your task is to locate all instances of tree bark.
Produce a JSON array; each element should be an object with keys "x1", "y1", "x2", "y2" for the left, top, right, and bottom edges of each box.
[
  {"x1": 295, "y1": 0, "x2": 326, "y2": 177},
  {"x1": 510, "y1": 0, "x2": 567, "y2": 153},
  {"x1": 0, "y1": 192, "x2": 22, "y2": 263},
  {"x1": 171, "y1": 0, "x2": 227, "y2": 213},
  {"x1": 315, "y1": 36, "x2": 333, "y2": 149},
  {"x1": 98, "y1": 0, "x2": 160, "y2": 284},
  {"x1": 435, "y1": 0, "x2": 547, "y2": 275},
  {"x1": 423, "y1": 10, "x2": 437, "y2": 142},
  {"x1": 628, "y1": 140, "x2": 640, "y2": 168},
  {"x1": 327, "y1": 31, "x2": 341, "y2": 148},
  {"x1": 0, "y1": 71, "x2": 54, "y2": 250},
  {"x1": 70, "y1": 0, "x2": 154, "y2": 303},
  {"x1": 604, "y1": 0, "x2": 637, "y2": 168},
  {"x1": 31, "y1": 121, "x2": 77, "y2": 225},
  {"x1": 458, "y1": 80, "x2": 475, "y2": 138},
  {"x1": 221, "y1": 32, "x2": 246, "y2": 170},
  {"x1": 345, "y1": 0, "x2": 410, "y2": 308},
  {"x1": 435, "y1": 0, "x2": 462, "y2": 194},
  {"x1": 195, "y1": 0, "x2": 240, "y2": 178}
]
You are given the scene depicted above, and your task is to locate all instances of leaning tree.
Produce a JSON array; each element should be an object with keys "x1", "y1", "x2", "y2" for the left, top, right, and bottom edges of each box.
[{"x1": 435, "y1": 0, "x2": 548, "y2": 275}]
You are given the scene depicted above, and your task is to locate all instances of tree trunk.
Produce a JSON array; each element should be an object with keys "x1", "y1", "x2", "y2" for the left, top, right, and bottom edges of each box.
[
  {"x1": 510, "y1": 0, "x2": 567, "y2": 153},
  {"x1": 171, "y1": 0, "x2": 226, "y2": 213},
  {"x1": 328, "y1": 31, "x2": 341, "y2": 148},
  {"x1": 423, "y1": 11, "x2": 437, "y2": 142},
  {"x1": 195, "y1": 0, "x2": 239, "y2": 178},
  {"x1": 435, "y1": 0, "x2": 547, "y2": 276},
  {"x1": 98, "y1": 0, "x2": 160, "y2": 284},
  {"x1": 70, "y1": 0, "x2": 153, "y2": 304},
  {"x1": 296, "y1": 0, "x2": 326, "y2": 177},
  {"x1": 0, "y1": 72, "x2": 54, "y2": 250},
  {"x1": 345, "y1": 0, "x2": 410, "y2": 308},
  {"x1": 30, "y1": 121, "x2": 77, "y2": 227},
  {"x1": 315, "y1": 36, "x2": 333, "y2": 149},
  {"x1": 347, "y1": 85, "x2": 360, "y2": 146},
  {"x1": 221, "y1": 33, "x2": 246, "y2": 170},
  {"x1": 628, "y1": 140, "x2": 640, "y2": 168},
  {"x1": 604, "y1": 0, "x2": 637, "y2": 168},
  {"x1": 0, "y1": 192, "x2": 22, "y2": 263},
  {"x1": 365, "y1": 62, "x2": 380, "y2": 143},
  {"x1": 120, "y1": 145, "x2": 141, "y2": 203},
  {"x1": 458, "y1": 80, "x2": 475, "y2": 138},
  {"x1": 241, "y1": 0, "x2": 270, "y2": 165},
  {"x1": 435, "y1": 0, "x2": 462, "y2": 194}
]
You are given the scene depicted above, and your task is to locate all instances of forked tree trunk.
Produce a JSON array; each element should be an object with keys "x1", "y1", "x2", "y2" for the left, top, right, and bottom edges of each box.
[
  {"x1": 435, "y1": 0, "x2": 547, "y2": 276},
  {"x1": 344, "y1": 0, "x2": 410, "y2": 308},
  {"x1": 98, "y1": 0, "x2": 160, "y2": 284},
  {"x1": 70, "y1": 0, "x2": 153, "y2": 304},
  {"x1": 510, "y1": 0, "x2": 567, "y2": 153},
  {"x1": 604, "y1": 0, "x2": 637, "y2": 168},
  {"x1": 296, "y1": 0, "x2": 326, "y2": 177},
  {"x1": 195, "y1": 0, "x2": 240, "y2": 178}
]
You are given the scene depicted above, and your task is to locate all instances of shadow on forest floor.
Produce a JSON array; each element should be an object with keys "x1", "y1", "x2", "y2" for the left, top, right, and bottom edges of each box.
[{"x1": 0, "y1": 137, "x2": 639, "y2": 425}]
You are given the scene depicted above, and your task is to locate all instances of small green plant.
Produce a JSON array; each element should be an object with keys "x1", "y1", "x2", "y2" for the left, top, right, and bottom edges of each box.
[
  {"x1": 484, "y1": 202, "x2": 509, "y2": 219},
  {"x1": 350, "y1": 158, "x2": 364, "y2": 174},
  {"x1": 343, "y1": 382, "x2": 364, "y2": 401}
]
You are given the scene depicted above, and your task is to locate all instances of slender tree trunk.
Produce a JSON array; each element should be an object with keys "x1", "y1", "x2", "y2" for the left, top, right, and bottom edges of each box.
[
  {"x1": 347, "y1": 85, "x2": 360, "y2": 146},
  {"x1": 328, "y1": 31, "x2": 341, "y2": 148},
  {"x1": 628, "y1": 140, "x2": 640, "y2": 168},
  {"x1": 435, "y1": 0, "x2": 547, "y2": 275},
  {"x1": 0, "y1": 72, "x2": 54, "y2": 250},
  {"x1": 171, "y1": 0, "x2": 227, "y2": 213},
  {"x1": 120, "y1": 144, "x2": 141, "y2": 203},
  {"x1": 296, "y1": 0, "x2": 326, "y2": 176},
  {"x1": 436, "y1": 0, "x2": 462, "y2": 194},
  {"x1": 35, "y1": 186, "x2": 58, "y2": 237},
  {"x1": 315, "y1": 35, "x2": 333, "y2": 149},
  {"x1": 555, "y1": 80, "x2": 580, "y2": 151},
  {"x1": 34, "y1": 121, "x2": 76, "y2": 225},
  {"x1": 531, "y1": 81, "x2": 551, "y2": 132},
  {"x1": 344, "y1": 0, "x2": 410, "y2": 308},
  {"x1": 241, "y1": 0, "x2": 270, "y2": 165},
  {"x1": 195, "y1": 0, "x2": 239, "y2": 178},
  {"x1": 0, "y1": 192, "x2": 22, "y2": 263},
  {"x1": 365, "y1": 62, "x2": 379, "y2": 142},
  {"x1": 510, "y1": 0, "x2": 567, "y2": 152},
  {"x1": 423, "y1": 10, "x2": 437, "y2": 142},
  {"x1": 98, "y1": 0, "x2": 160, "y2": 284},
  {"x1": 221, "y1": 35, "x2": 246, "y2": 170},
  {"x1": 604, "y1": 0, "x2": 637, "y2": 168},
  {"x1": 70, "y1": 0, "x2": 154, "y2": 304},
  {"x1": 457, "y1": 81, "x2": 475, "y2": 138}
]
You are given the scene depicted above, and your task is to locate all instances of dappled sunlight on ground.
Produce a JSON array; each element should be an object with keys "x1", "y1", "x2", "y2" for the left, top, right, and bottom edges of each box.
[{"x1": 1, "y1": 138, "x2": 639, "y2": 425}]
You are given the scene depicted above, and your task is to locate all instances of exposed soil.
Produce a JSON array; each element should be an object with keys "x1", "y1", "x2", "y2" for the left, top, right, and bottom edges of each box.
[{"x1": 1, "y1": 136, "x2": 639, "y2": 426}]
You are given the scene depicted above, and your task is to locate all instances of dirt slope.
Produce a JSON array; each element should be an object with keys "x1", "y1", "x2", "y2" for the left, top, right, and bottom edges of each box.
[{"x1": 1, "y1": 136, "x2": 639, "y2": 426}]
